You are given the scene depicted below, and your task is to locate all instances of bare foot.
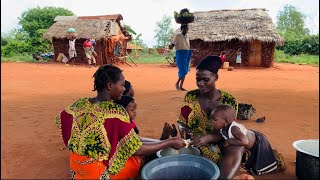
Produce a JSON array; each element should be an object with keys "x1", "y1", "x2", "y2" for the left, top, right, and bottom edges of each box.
[
  {"x1": 180, "y1": 87, "x2": 187, "y2": 91},
  {"x1": 171, "y1": 124, "x2": 178, "y2": 137},
  {"x1": 175, "y1": 83, "x2": 180, "y2": 91},
  {"x1": 160, "y1": 122, "x2": 172, "y2": 140}
]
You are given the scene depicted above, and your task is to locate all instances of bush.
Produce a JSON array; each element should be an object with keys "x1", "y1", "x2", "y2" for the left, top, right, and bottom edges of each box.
[{"x1": 277, "y1": 34, "x2": 319, "y2": 55}]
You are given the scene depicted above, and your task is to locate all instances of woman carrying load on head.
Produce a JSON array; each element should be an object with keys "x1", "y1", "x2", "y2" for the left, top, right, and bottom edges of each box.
[{"x1": 170, "y1": 24, "x2": 192, "y2": 91}]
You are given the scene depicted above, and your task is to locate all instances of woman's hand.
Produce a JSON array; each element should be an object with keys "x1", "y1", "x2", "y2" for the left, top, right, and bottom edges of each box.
[
  {"x1": 177, "y1": 122, "x2": 192, "y2": 139},
  {"x1": 190, "y1": 134, "x2": 214, "y2": 148},
  {"x1": 168, "y1": 137, "x2": 186, "y2": 150}
]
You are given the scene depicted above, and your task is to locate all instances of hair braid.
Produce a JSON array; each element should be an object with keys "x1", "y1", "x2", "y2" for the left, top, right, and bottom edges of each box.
[{"x1": 92, "y1": 64, "x2": 123, "y2": 92}]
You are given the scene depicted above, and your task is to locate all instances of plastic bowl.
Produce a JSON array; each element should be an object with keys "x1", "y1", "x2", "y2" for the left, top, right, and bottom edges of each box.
[
  {"x1": 141, "y1": 154, "x2": 220, "y2": 179},
  {"x1": 156, "y1": 146, "x2": 201, "y2": 158}
]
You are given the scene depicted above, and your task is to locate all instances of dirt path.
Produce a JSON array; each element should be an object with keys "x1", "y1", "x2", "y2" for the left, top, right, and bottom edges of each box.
[{"x1": 1, "y1": 62, "x2": 319, "y2": 179}]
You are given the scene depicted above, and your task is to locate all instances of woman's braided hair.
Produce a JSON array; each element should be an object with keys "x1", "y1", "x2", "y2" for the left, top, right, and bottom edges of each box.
[{"x1": 92, "y1": 64, "x2": 123, "y2": 92}]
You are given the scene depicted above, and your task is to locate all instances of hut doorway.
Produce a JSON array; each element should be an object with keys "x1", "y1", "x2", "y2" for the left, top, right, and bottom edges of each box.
[{"x1": 249, "y1": 40, "x2": 262, "y2": 66}]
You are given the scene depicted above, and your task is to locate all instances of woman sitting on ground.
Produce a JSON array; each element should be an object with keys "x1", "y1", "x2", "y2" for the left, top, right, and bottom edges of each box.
[
  {"x1": 55, "y1": 64, "x2": 186, "y2": 179},
  {"x1": 177, "y1": 55, "x2": 238, "y2": 163}
]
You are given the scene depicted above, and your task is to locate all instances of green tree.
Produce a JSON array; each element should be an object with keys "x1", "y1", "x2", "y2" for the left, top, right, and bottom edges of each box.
[
  {"x1": 19, "y1": 6, "x2": 74, "y2": 37},
  {"x1": 154, "y1": 15, "x2": 174, "y2": 47},
  {"x1": 276, "y1": 4, "x2": 309, "y2": 37}
]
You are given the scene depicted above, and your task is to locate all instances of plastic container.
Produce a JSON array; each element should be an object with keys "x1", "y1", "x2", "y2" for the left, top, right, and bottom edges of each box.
[
  {"x1": 222, "y1": 62, "x2": 229, "y2": 69},
  {"x1": 68, "y1": 27, "x2": 76, "y2": 32},
  {"x1": 156, "y1": 147, "x2": 201, "y2": 158},
  {"x1": 141, "y1": 154, "x2": 220, "y2": 179},
  {"x1": 293, "y1": 139, "x2": 319, "y2": 180}
]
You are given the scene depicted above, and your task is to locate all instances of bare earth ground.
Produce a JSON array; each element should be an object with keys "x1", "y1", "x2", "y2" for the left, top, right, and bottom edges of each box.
[{"x1": 1, "y1": 62, "x2": 319, "y2": 179}]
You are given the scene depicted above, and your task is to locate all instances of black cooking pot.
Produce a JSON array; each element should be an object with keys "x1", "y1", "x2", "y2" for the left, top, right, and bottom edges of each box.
[{"x1": 293, "y1": 140, "x2": 319, "y2": 180}]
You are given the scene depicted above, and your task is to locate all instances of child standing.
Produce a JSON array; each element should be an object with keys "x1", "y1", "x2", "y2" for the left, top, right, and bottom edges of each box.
[
  {"x1": 83, "y1": 37, "x2": 93, "y2": 68},
  {"x1": 219, "y1": 51, "x2": 227, "y2": 64},
  {"x1": 236, "y1": 48, "x2": 242, "y2": 68},
  {"x1": 191, "y1": 104, "x2": 285, "y2": 179}
]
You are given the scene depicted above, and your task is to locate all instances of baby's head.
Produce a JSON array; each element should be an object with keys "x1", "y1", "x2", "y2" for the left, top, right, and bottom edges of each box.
[
  {"x1": 115, "y1": 95, "x2": 137, "y2": 120},
  {"x1": 209, "y1": 104, "x2": 236, "y2": 129},
  {"x1": 124, "y1": 80, "x2": 135, "y2": 97}
]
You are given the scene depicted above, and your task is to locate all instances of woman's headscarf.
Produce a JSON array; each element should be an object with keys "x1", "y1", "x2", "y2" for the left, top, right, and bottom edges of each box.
[{"x1": 196, "y1": 55, "x2": 222, "y2": 74}]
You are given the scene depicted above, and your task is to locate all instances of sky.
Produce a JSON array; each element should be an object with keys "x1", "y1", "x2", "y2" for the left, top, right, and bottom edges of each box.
[{"x1": 1, "y1": 0, "x2": 319, "y2": 47}]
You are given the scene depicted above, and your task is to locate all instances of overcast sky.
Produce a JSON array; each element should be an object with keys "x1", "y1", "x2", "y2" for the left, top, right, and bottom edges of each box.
[{"x1": 1, "y1": 0, "x2": 319, "y2": 47}]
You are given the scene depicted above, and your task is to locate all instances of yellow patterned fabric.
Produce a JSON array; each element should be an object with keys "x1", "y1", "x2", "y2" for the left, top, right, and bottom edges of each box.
[
  {"x1": 55, "y1": 98, "x2": 142, "y2": 176},
  {"x1": 177, "y1": 89, "x2": 238, "y2": 163}
]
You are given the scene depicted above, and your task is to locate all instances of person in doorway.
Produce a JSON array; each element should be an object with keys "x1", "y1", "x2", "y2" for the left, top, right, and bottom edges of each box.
[
  {"x1": 236, "y1": 48, "x2": 242, "y2": 68},
  {"x1": 219, "y1": 51, "x2": 227, "y2": 65}
]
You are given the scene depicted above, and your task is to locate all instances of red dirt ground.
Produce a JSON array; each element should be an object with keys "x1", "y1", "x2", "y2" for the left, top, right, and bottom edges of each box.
[{"x1": 1, "y1": 62, "x2": 319, "y2": 179}]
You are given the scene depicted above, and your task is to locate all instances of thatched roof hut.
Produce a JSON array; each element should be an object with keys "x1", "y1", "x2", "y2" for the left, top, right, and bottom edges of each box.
[
  {"x1": 175, "y1": 8, "x2": 283, "y2": 67},
  {"x1": 44, "y1": 14, "x2": 131, "y2": 65},
  {"x1": 126, "y1": 43, "x2": 143, "y2": 53}
]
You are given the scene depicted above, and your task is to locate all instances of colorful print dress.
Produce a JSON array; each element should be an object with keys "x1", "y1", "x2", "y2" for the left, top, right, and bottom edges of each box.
[
  {"x1": 177, "y1": 89, "x2": 238, "y2": 163},
  {"x1": 55, "y1": 98, "x2": 142, "y2": 179}
]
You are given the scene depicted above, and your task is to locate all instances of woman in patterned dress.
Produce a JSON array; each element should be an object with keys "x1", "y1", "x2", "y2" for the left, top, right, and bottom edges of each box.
[
  {"x1": 55, "y1": 64, "x2": 186, "y2": 179},
  {"x1": 177, "y1": 55, "x2": 238, "y2": 163}
]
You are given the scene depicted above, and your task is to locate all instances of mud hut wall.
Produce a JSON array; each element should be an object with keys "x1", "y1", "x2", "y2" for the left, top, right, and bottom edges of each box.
[
  {"x1": 261, "y1": 42, "x2": 275, "y2": 67},
  {"x1": 52, "y1": 38, "x2": 104, "y2": 65},
  {"x1": 190, "y1": 39, "x2": 250, "y2": 66}
]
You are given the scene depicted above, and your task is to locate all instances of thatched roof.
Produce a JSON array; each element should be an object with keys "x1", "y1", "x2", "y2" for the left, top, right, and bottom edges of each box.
[
  {"x1": 127, "y1": 43, "x2": 143, "y2": 50},
  {"x1": 78, "y1": 14, "x2": 123, "y2": 21},
  {"x1": 181, "y1": 8, "x2": 283, "y2": 44},
  {"x1": 44, "y1": 14, "x2": 125, "y2": 40},
  {"x1": 54, "y1": 16, "x2": 78, "y2": 21},
  {"x1": 44, "y1": 19, "x2": 115, "y2": 40}
]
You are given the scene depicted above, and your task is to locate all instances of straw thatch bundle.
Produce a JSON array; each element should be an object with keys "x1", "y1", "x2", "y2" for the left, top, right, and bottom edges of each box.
[{"x1": 186, "y1": 8, "x2": 283, "y2": 44}]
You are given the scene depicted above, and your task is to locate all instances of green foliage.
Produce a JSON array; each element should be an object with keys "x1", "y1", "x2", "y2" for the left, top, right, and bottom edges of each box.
[
  {"x1": 154, "y1": 15, "x2": 175, "y2": 47},
  {"x1": 277, "y1": 33, "x2": 319, "y2": 55},
  {"x1": 276, "y1": 4, "x2": 319, "y2": 55},
  {"x1": 276, "y1": 4, "x2": 309, "y2": 35},
  {"x1": 274, "y1": 50, "x2": 319, "y2": 65},
  {"x1": 130, "y1": 53, "x2": 167, "y2": 64},
  {"x1": 2, "y1": 6, "x2": 74, "y2": 60},
  {"x1": 1, "y1": 52, "x2": 34, "y2": 62},
  {"x1": 124, "y1": 25, "x2": 137, "y2": 35},
  {"x1": 19, "y1": 6, "x2": 74, "y2": 37}
]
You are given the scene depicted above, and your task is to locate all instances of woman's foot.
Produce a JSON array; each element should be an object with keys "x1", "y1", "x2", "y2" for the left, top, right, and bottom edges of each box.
[
  {"x1": 171, "y1": 124, "x2": 178, "y2": 137},
  {"x1": 180, "y1": 87, "x2": 187, "y2": 91},
  {"x1": 273, "y1": 149, "x2": 286, "y2": 172},
  {"x1": 160, "y1": 122, "x2": 172, "y2": 140},
  {"x1": 175, "y1": 83, "x2": 180, "y2": 91}
]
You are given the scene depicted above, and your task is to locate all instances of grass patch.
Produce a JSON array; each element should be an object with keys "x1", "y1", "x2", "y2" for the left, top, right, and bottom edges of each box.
[
  {"x1": 274, "y1": 50, "x2": 319, "y2": 65},
  {"x1": 128, "y1": 54, "x2": 168, "y2": 64},
  {"x1": 1, "y1": 54, "x2": 35, "y2": 62},
  {"x1": 1, "y1": 53, "x2": 53, "y2": 63}
]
